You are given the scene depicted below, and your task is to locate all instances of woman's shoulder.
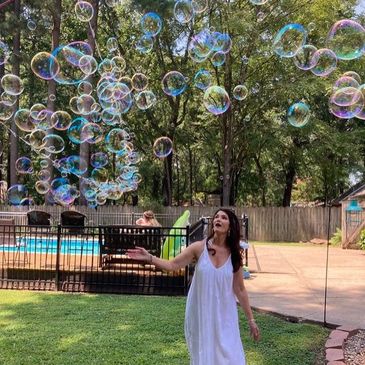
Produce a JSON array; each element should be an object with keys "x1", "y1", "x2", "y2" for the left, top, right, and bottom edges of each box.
[{"x1": 188, "y1": 239, "x2": 205, "y2": 258}]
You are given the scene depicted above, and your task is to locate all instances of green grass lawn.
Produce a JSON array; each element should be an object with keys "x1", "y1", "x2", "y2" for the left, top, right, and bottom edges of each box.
[{"x1": 0, "y1": 290, "x2": 329, "y2": 365}]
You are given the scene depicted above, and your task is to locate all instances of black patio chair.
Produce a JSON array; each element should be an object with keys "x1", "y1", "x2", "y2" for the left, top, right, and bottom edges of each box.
[
  {"x1": 27, "y1": 210, "x2": 51, "y2": 226},
  {"x1": 61, "y1": 210, "x2": 86, "y2": 234}
]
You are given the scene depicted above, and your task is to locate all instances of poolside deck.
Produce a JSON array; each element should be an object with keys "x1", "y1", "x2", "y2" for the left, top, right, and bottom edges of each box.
[{"x1": 0, "y1": 251, "x2": 188, "y2": 295}]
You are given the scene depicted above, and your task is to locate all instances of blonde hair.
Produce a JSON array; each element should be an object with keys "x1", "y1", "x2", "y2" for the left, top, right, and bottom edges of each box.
[{"x1": 143, "y1": 210, "x2": 161, "y2": 227}]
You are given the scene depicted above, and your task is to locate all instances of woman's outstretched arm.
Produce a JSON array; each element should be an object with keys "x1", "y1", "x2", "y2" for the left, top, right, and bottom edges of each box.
[{"x1": 127, "y1": 240, "x2": 203, "y2": 272}]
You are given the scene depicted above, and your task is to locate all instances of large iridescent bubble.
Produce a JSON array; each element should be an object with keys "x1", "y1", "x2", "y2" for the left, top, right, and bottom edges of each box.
[
  {"x1": 91, "y1": 152, "x2": 108, "y2": 168},
  {"x1": 135, "y1": 90, "x2": 157, "y2": 110},
  {"x1": 31, "y1": 52, "x2": 60, "y2": 80},
  {"x1": 162, "y1": 71, "x2": 187, "y2": 96},
  {"x1": 233, "y1": 85, "x2": 249, "y2": 101},
  {"x1": 194, "y1": 69, "x2": 212, "y2": 90},
  {"x1": 287, "y1": 102, "x2": 310, "y2": 127},
  {"x1": 326, "y1": 19, "x2": 365, "y2": 60},
  {"x1": 1, "y1": 74, "x2": 24, "y2": 96},
  {"x1": 310, "y1": 49, "x2": 337, "y2": 77},
  {"x1": 7, "y1": 184, "x2": 28, "y2": 205},
  {"x1": 75, "y1": 1, "x2": 94, "y2": 22},
  {"x1": 141, "y1": 12, "x2": 162, "y2": 37},
  {"x1": 203, "y1": 86, "x2": 230, "y2": 115},
  {"x1": 174, "y1": 0, "x2": 194, "y2": 24},
  {"x1": 293, "y1": 45, "x2": 317, "y2": 70},
  {"x1": 15, "y1": 157, "x2": 33, "y2": 174},
  {"x1": 153, "y1": 137, "x2": 173, "y2": 158},
  {"x1": 273, "y1": 23, "x2": 307, "y2": 58}
]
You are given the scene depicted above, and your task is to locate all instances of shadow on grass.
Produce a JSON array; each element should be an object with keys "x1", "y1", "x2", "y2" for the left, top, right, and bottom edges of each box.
[{"x1": 0, "y1": 291, "x2": 329, "y2": 365}]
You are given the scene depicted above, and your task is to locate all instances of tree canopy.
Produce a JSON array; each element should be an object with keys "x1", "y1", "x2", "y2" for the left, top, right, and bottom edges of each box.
[{"x1": 0, "y1": 0, "x2": 364, "y2": 207}]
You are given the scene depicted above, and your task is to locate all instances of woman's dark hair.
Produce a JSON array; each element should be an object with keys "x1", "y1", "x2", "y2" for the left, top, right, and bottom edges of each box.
[{"x1": 207, "y1": 208, "x2": 243, "y2": 272}]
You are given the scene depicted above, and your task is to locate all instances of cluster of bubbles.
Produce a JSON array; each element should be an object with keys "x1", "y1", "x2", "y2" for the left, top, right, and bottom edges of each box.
[
  {"x1": 274, "y1": 18, "x2": 365, "y2": 126},
  {"x1": 329, "y1": 71, "x2": 365, "y2": 120},
  {"x1": 2, "y1": 0, "x2": 363, "y2": 204}
]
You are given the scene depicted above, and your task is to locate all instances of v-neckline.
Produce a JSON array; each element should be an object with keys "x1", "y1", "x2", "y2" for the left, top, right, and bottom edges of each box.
[{"x1": 206, "y1": 244, "x2": 231, "y2": 270}]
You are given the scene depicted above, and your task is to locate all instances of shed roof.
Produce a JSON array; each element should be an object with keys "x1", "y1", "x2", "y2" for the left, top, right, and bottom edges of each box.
[{"x1": 332, "y1": 181, "x2": 365, "y2": 205}]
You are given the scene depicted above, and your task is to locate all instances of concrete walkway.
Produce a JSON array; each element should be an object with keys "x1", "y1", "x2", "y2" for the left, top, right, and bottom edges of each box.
[{"x1": 244, "y1": 244, "x2": 365, "y2": 329}]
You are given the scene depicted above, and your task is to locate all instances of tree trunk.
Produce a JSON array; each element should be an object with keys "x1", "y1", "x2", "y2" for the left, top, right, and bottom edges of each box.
[
  {"x1": 9, "y1": 0, "x2": 21, "y2": 187},
  {"x1": 282, "y1": 158, "x2": 296, "y2": 207},
  {"x1": 79, "y1": 0, "x2": 98, "y2": 205},
  {"x1": 45, "y1": 0, "x2": 61, "y2": 205},
  {"x1": 222, "y1": 112, "x2": 232, "y2": 206},
  {"x1": 162, "y1": 153, "x2": 173, "y2": 206}
]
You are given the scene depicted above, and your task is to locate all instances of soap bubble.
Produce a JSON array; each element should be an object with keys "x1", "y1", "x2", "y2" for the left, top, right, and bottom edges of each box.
[
  {"x1": 153, "y1": 137, "x2": 173, "y2": 158},
  {"x1": 330, "y1": 87, "x2": 363, "y2": 107},
  {"x1": 35, "y1": 181, "x2": 50, "y2": 194},
  {"x1": 91, "y1": 152, "x2": 108, "y2": 168},
  {"x1": 203, "y1": 86, "x2": 230, "y2": 115},
  {"x1": 15, "y1": 157, "x2": 33, "y2": 174},
  {"x1": 75, "y1": 1, "x2": 94, "y2": 22},
  {"x1": 310, "y1": 48, "x2": 337, "y2": 77},
  {"x1": 14, "y1": 109, "x2": 36, "y2": 132},
  {"x1": 141, "y1": 12, "x2": 162, "y2": 37},
  {"x1": 8, "y1": 184, "x2": 28, "y2": 205},
  {"x1": 162, "y1": 71, "x2": 187, "y2": 96},
  {"x1": 211, "y1": 51, "x2": 226, "y2": 67},
  {"x1": 50, "y1": 110, "x2": 72, "y2": 131},
  {"x1": 31, "y1": 52, "x2": 60, "y2": 80},
  {"x1": 174, "y1": 0, "x2": 194, "y2": 24},
  {"x1": 342, "y1": 71, "x2": 361, "y2": 84},
  {"x1": 287, "y1": 102, "x2": 310, "y2": 127},
  {"x1": 326, "y1": 19, "x2": 365, "y2": 60},
  {"x1": 136, "y1": 35, "x2": 154, "y2": 54},
  {"x1": 273, "y1": 23, "x2": 307, "y2": 58},
  {"x1": 233, "y1": 85, "x2": 249, "y2": 101},
  {"x1": 293, "y1": 45, "x2": 317, "y2": 70},
  {"x1": 193, "y1": 69, "x2": 212, "y2": 90},
  {"x1": 333, "y1": 76, "x2": 360, "y2": 91},
  {"x1": 132, "y1": 73, "x2": 148, "y2": 91},
  {"x1": 135, "y1": 90, "x2": 157, "y2": 110},
  {"x1": 1, "y1": 74, "x2": 24, "y2": 96},
  {"x1": 79, "y1": 54, "x2": 98, "y2": 76},
  {"x1": 43, "y1": 134, "x2": 65, "y2": 154},
  {"x1": 192, "y1": 0, "x2": 208, "y2": 13}
]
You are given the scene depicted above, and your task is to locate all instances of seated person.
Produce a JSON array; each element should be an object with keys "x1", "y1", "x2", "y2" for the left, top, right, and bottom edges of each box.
[{"x1": 136, "y1": 210, "x2": 161, "y2": 227}]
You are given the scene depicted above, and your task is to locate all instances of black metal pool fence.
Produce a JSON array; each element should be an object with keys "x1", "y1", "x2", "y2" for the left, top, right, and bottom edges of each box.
[{"x1": 0, "y1": 216, "x2": 248, "y2": 295}]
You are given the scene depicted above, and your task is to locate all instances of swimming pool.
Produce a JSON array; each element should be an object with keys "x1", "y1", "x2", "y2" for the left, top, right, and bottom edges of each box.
[{"x1": 1, "y1": 237, "x2": 100, "y2": 256}]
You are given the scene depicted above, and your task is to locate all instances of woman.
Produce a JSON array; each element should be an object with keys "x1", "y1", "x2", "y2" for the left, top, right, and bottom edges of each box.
[
  {"x1": 135, "y1": 210, "x2": 161, "y2": 227},
  {"x1": 127, "y1": 208, "x2": 260, "y2": 365}
]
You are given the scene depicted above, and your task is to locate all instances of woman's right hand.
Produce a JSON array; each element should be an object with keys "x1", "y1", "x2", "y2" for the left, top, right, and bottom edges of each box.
[{"x1": 127, "y1": 246, "x2": 151, "y2": 262}]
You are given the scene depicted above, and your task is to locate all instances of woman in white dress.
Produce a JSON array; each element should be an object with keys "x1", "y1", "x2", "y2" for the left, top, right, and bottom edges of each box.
[{"x1": 127, "y1": 208, "x2": 260, "y2": 365}]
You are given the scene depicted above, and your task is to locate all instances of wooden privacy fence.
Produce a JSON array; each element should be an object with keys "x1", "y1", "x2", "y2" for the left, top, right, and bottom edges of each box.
[{"x1": 0, "y1": 205, "x2": 341, "y2": 242}]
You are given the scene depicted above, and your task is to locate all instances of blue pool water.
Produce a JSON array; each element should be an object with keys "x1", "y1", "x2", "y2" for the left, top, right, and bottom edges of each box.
[{"x1": 2, "y1": 237, "x2": 100, "y2": 256}]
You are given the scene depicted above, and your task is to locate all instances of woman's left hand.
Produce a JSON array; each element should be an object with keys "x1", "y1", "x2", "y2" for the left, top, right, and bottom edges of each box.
[{"x1": 249, "y1": 321, "x2": 260, "y2": 342}]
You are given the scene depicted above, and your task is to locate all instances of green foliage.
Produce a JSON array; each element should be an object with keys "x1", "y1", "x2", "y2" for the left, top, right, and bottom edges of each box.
[
  {"x1": 330, "y1": 228, "x2": 342, "y2": 247},
  {"x1": 0, "y1": 291, "x2": 329, "y2": 365},
  {"x1": 0, "y1": 0, "x2": 364, "y2": 206},
  {"x1": 359, "y1": 229, "x2": 365, "y2": 250}
]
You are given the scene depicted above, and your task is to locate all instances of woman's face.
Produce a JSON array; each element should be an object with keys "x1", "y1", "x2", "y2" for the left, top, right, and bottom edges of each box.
[{"x1": 213, "y1": 210, "x2": 230, "y2": 235}]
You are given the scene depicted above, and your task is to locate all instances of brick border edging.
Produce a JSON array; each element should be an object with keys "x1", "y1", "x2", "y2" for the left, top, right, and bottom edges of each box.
[
  {"x1": 325, "y1": 325, "x2": 360, "y2": 364},
  {"x1": 249, "y1": 306, "x2": 362, "y2": 365}
]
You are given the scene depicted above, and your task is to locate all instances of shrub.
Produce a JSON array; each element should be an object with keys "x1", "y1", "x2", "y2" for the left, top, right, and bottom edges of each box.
[
  {"x1": 329, "y1": 228, "x2": 342, "y2": 246},
  {"x1": 359, "y1": 229, "x2": 365, "y2": 250}
]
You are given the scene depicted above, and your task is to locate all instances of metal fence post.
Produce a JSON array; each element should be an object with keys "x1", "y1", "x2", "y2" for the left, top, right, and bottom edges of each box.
[
  {"x1": 55, "y1": 225, "x2": 61, "y2": 291},
  {"x1": 184, "y1": 225, "x2": 190, "y2": 295}
]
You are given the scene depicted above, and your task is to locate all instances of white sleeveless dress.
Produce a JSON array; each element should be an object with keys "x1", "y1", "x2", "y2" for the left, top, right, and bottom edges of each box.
[{"x1": 185, "y1": 242, "x2": 246, "y2": 365}]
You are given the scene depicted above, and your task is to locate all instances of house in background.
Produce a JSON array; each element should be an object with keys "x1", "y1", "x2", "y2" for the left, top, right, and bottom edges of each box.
[{"x1": 332, "y1": 181, "x2": 365, "y2": 248}]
